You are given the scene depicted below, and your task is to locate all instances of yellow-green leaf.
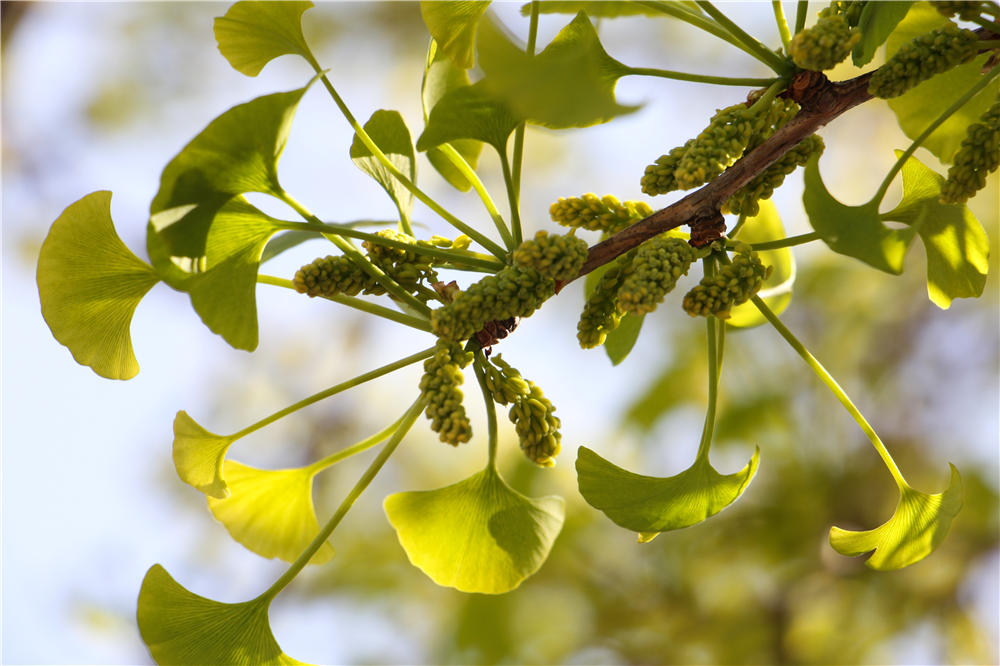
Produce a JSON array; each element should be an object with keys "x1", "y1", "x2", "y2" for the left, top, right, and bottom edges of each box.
[
  {"x1": 728, "y1": 200, "x2": 795, "y2": 328},
  {"x1": 349, "y1": 110, "x2": 416, "y2": 219},
  {"x1": 173, "y1": 411, "x2": 234, "y2": 499},
  {"x1": 422, "y1": 40, "x2": 483, "y2": 191},
  {"x1": 419, "y1": 1, "x2": 492, "y2": 69},
  {"x1": 214, "y1": 1, "x2": 315, "y2": 76}
]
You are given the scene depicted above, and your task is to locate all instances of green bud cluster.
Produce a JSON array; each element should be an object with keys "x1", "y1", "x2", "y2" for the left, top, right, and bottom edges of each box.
[
  {"x1": 419, "y1": 340, "x2": 474, "y2": 446},
  {"x1": 745, "y1": 98, "x2": 801, "y2": 153},
  {"x1": 723, "y1": 134, "x2": 826, "y2": 216},
  {"x1": 512, "y1": 230, "x2": 589, "y2": 281},
  {"x1": 818, "y1": 1, "x2": 866, "y2": 27},
  {"x1": 430, "y1": 267, "x2": 555, "y2": 342},
  {"x1": 482, "y1": 354, "x2": 531, "y2": 405},
  {"x1": 293, "y1": 255, "x2": 384, "y2": 297},
  {"x1": 790, "y1": 14, "x2": 860, "y2": 71},
  {"x1": 942, "y1": 99, "x2": 1000, "y2": 204},
  {"x1": 675, "y1": 104, "x2": 757, "y2": 190},
  {"x1": 640, "y1": 140, "x2": 695, "y2": 196},
  {"x1": 868, "y1": 23, "x2": 980, "y2": 99},
  {"x1": 363, "y1": 229, "x2": 437, "y2": 291},
  {"x1": 482, "y1": 355, "x2": 562, "y2": 466},
  {"x1": 617, "y1": 236, "x2": 699, "y2": 315},
  {"x1": 682, "y1": 246, "x2": 772, "y2": 319},
  {"x1": 577, "y1": 251, "x2": 635, "y2": 349},
  {"x1": 930, "y1": 1, "x2": 991, "y2": 21},
  {"x1": 549, "y1": 193, "x2": 653, "y2": 234}
]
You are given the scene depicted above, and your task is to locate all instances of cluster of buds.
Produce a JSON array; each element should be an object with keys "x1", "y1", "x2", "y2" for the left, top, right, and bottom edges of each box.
[
  {"x1": 641, "y1": 140, "x2": 696, "y2": 196},
  {"x1": 549, "y1": 194, "x2": 653, "y2": 234},
  {"x1": 577, "y1": 251, "x2": 635, "y2": 349},
  {"x1": 930, "y1": 1, "x2": 994, "y2": 21},
  {"x1": 868, "y1": 23, "x2": 980, "y2": 99},
  {"x1": 293, "y1": 254, "x2": 384, "y2": 298},
  {"x1": 362, "y1": 229, "x2": 438, "y2": 292},
  {"x1": 512, "y1": 230, "x2": 590, "y2": 281},
  {"x1": 790, "y1": 13, "x2": 860, "y2": 71},
  {"x1": 942, "y1": 99, "x2": 1000, "y2": 204},
  {"x1": 682, "y1": 245, "x2": 772, "y2": 319},
  {"x1": 617, "y1": 236, "x2": 700, "y2": 315},
  {"x1": 724, "y1": 135, "x2": 826, "y2": 216},
  {"x1": 483, "y1": 355, "x2": 562, "y2": 467},
  {"x1": 818, "y1": 1, "x2": 866, "y2": 26},
  {"x1": 419, "y1": 340, "x2": 474, "y2": 446}
]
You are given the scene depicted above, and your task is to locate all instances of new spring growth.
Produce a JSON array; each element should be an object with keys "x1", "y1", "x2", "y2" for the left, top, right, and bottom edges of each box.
[
  {"x1": 577, "y1": 251, "x2": 636, "y2": 349},
  {"x1": 617, "y1": 236, "x2": 700, "y2": 315},
  {"x1": 683, "y1": 244, "x2": 772, "y2": 319},
  {"x1": 420, "y1": 340, "x2": 474, "y2": 445},
  {"x1": 483, "y1": 355, "x2": 562, "y2": 467},
  {"x1": 942, "y1": 98, "x2": 1000, "y2": 203},
  {"x1": 930, "y1": 1, "x2": 993, "y2": 21},
  {"x1": 512, "y1": 231, "x2": 589, "y2": 281},
  {"x1": 549, "y1": 194, "x2": 653, "y2": 234},
  {"x1": 819, "y1": 1, "x2": 866, "y2": 27},
  {"x1": 724, "y1": 134, "x2": 826, "y2": 216},
  {"x1": 790, "y1": 13, "x2": 860, "y2": 71},
  {"x1": 869, "y1": 23, "x2": 980, "y2": 99},
  {"x1": 363, "y1": 229, "x2": 438, "y2": 292},
  {"x1": 294, "y1": 255, "x2": 384, "y2": 297}
]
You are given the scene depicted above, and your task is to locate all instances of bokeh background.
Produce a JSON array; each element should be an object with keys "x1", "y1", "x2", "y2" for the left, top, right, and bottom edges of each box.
[{"x1": 2, "y1": 2, "x2": 997, "y2": 664}]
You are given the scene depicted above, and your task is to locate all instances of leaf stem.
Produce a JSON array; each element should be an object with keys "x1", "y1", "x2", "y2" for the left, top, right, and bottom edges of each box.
[
  {"x1": 794, "y1": 0, "x2": 808, "y2": 35},
  {"x1": 511, "y1": 0, "x2": 541, "y2": 204},
  {"x1": 697, "y1": 257, "x2": 722, "y2": 461},
  {"x1": 230, "y1": 347, "x2": 435, "y2": 441},
  {"x1": 433, "y1": 143, "x2": 514, "y2": 250},
  {"x1": 500, "y1": 150, "x2": 523, "y2": 246},
  {"x1": 735, "y1": 231, "x2": 821, "y2": 251},
  {"x1": 306, "y1": 416, "x2": 406, "y2": 475},
  {"x1": 625, "y1": 67, "x2": 778, "y2": 87},
  {"x1": 871, "y1": 63, "x2": 1000, "y2": 205},
  {"x1": 259, "y1": 395, "x2": 427, "y2": 602},
  {"x1": 773, "y1": 1, "x2": 793, "y2": 52},
  {"x1": 473, "y1": 353, "x2": 500, "y2": 471},
  {"x1": 728, "y1": 211, "x2": 750, "y2": 238},
  {"x1": 752, "y1": 295, "x2": 909, "y2": 489},
  {"x1": 638, "y1": 1, "x2": 771, "y2": 57},
  {"x1": 696, "y1": 1, "x2": 794, "y2": 75}
]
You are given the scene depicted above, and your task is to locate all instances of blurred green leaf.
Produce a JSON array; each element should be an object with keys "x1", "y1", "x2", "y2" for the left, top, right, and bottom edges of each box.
[
  {"x1": 416, "y1": 80, "x2": 520, "y2": 154},
  {"x1": 803, "y1": 154, "x2": 917, "y2": 274},
  {"x1": 350, "y1": 110, "x2": 415, "y2": 219},
  {"x1": 137, "y1": 565, "x2": 304, "y2": 665},
  {"x1": 520, "y1": 1, "x2": 686, "y2": 17},
  {"x1": 419, "y1": 1, "x2": 491, "y2": 69},
  {"x1": 885, "y1": 3, "x2": 1000, "y2": 163},
  {"x1": 728, "y1": 200, "x2": 794, "y2": 328},
  {"x1": 173, "y1": 411, "x2": 235, "y2": 499},
  {"x1": 208, "y1": 461, "x2": 335, "y2": 564},
  {"x1": 478, "y1": 11, "x2": 637, "y2": 129},
  {"x1": 384, "y1": 466, "x2": 565, "y2": 594},
  {"x1": 37, "y1": 191, "x2": 160, "y2": 380},
  {"x1": 604, "y1": 313, "x2": 644, "y2": 365},
  {"x1": 881, "y1": 153, "x2": 989, "y2": 309},
  {"x1": 214, "y1": 1, "x2": 315, "y2": 77},
  {"x1": 830, "y1": 464, "x2": 963, "y2": 570},
  {"x1": 576, "y1": 445, "x2": 759, "y2": 535},
  {"x1": 422, "y1": 42, "x2": 483, "y2": 191},
  {"x1": 851, "y1": 1, "x2": 913, "y2": 67}
]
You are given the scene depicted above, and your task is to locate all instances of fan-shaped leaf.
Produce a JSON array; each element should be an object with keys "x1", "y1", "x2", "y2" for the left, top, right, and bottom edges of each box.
[
  {"x1": 604, "y1": 313, "x2": 644, "y2": 366},
  {"x1": 576, "y1": 445, "x2": 759, "y2": 534},
  {"x1": 37, "y1": 191, "x2": 160, "y2": 380},
  {"x1": 137, "y1": 564, "x2": 304, "y2": 665},
  {"x1": 419, "y1": 1, "x2": 491, "y2": 69},
  {"x1": 728, "y1": 200, "x2": 794, "y2": 328},
  {"x1": 214, "y1": 1, "x2": 315, "y2": 76},
  {"x1": 422, "y1": 41, "x2": 483, "y2": 191},
  {"x1": 208, "y1": 461, "x2": 334, "y2": 565},
  {"x1": 173, "y1": 411, "x2": 235, "y2": 499},
  {"x1": 851, "y1": 1, "x2": 913, "y2": 67},
  {"x1": 830, "y1": 464, "x2": 963, "y2": 570},
  {"x1": 384, "y1": 466, "x2": 565, "y2": 594},
  {"x1": 416, "y1": 80, "x2": 520, "y2": 155},
  {"x1": 520, "y1": 1, "x2": 685, "y2": 17},
  {"x1": 350, "y1": 110, "x2": 415, "y2": 219}
]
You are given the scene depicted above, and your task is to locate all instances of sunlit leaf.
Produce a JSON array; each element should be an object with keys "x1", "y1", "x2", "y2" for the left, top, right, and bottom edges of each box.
[
  {"x1": 576, "y1": 445, "x2": 759, "y2": 534},
  {"x1": 260, "y1": 230, "x2": 322, "y2": 264},
  {"x1": 419, "y1": 1, "x2": 491, "y2": 69},
  {"x1": 803, "y1": 154, "x2": 916, "y2": 274},
  {"x1": 728, "y1": 200, "x2": 794, "y2": 328},
  {"x1": 350, "y1": 110, "x2": 415, "y2": 219},
  {"x1": 422, "y1": 41, "x2": 483, "y2": 191},
  {"x1": 214, "y1": 1, "x2": 315, "y2": 76},
  {"x1": 478, "y1": 11, "x2": 637, "y2": 129},
  {"x1": 416, "y1": 80, "x2": 520, "y2": 154},
  {"x1": 147, "y1": 83, "x2": 311, "y2": 287},
  {"x1": 851, "y1": 1, "x2": 913, "y2": 67},
  {"x1": 173, "y1": 411, "x2": 235, "y2": 500},
  {"x1": 881, "y1": 153, "x2": 989, "y2": 309},
  {"x1": 604, "y1": 313, "x2": 644, "y2": 365},
  {"x1": 208, "y1": 461, "x2": 334, "y2": 565},
  {"x1": 521, "y1": 1, "x2": 684, "y2": 17},
  {"x1": 384, "y1": 466, "x2": 565, "y2": 594},
  {"x1": 830, "y1": 464, "x2": 963, "y2": 570},
  {"x1": 885, "y1": 3, "x2": 1000, "y2": 163},
  {"x1": 37, "y1": 191, "x2": 160, "y2": 380},
  {"x1": 137, "y1": 564, "x2": 304, "y2": 665}
]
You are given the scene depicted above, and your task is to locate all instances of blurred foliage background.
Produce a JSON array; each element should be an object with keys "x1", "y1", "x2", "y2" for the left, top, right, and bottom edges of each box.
[{"x1": 2, "y1": 2, "x2": 997, "y2": 664}]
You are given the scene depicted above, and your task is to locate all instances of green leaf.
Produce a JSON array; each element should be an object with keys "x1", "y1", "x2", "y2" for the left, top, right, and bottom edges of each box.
[
  {"x1": 208, "y1": 461, "x2": 334, "y2": 565},
  {"x1": 885, "y1": 3, "x2": 1000, "y2": 163},
  {"x1": 214, "y1": 1, "x2": 315, "y2": 76},
  {"x1": 147, "y1": 83, "x2": 311, "y2": 287},
  {"x1": 881, "y1": 153, "x2": 989, "y2": 309},
  {"x1": 478, "y1": 11, "x2": 637, "y2": 129},
  {"x1": 173, "y1": 411, "x2": 235, "y2": 500},
  {"x1": 419, "y1": 1, "x2": 492, "y2": 69},
  {"x1": 830, "y1": 464, "x2": 963, "y2": 570},
  {"x1": 37, "y1": 191, "x2": 160, "y2": 380},
  {"x1": 604, "y1": 313, "x2": 644, "y2": 365},
  {"x1": 520, "y1": 1, "x2": 683, "y2": 17},
  {"x1": 416, "y1": 80, "x2": 520, "y2": 155},
  {"x1": 576, "y1": 445, "x2": 760, "y2": 534},
  {"x1": 851, "y1": 1, "x2": 913, "y2": 67},
  {"x1": 803, "y1": 154, "x2": 916, "y2": 274},
  {"x1": 350, "y1": 110, "x2": 416, "y2": 219},
  {"x1": 728, "y1": 200, "x2": 795, "y2": 328},
  {"x1": 384, "y1": 466, "x2": 565, "y2": 594},
  {"x1": 422, "y1": 41, "x2": 483, "y2": 191},
  {"x1": 137, "y1": 564, "x2": 304, "y2": 666}
]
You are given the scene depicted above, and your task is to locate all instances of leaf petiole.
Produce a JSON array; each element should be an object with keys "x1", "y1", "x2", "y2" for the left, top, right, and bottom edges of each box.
[
  {"x1": 696, "y1": 1, "x2": 794, "y2": 75},
  {"x1": 511, "y1": 0, "x2": 541, "y2": 207},
  {"x1": 732, "y1": 231, "x2": 822, "y2": 251},
  {"x1": 433, "y1": 143, "x2": 515, "y2": 250},
  {"x1": 794, "y1": 0, "x2": 808, "y2": 34},
  {"x1": 773, "y1": 1, "x2": 793, "y2": 52},
  {"x1": 500, "y1": 150, "x2": 523, "y2": 246},
  {"x1": 306, "y1": 416, "x2": 407, "y2": 475},
  {"x1": 697, "y1": 257, "x2": 725, "y2": 461},
  {"x1": 624, "y1": 67, "x2": 779, "y2": 87},
  {"x1": 473, "y1": 353, "x2": 500, "y2": 471}
]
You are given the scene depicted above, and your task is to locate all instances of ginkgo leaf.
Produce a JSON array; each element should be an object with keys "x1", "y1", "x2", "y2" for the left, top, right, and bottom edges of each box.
[
  {"x1": 520, "y1": 1, "x2": 682, "y2": 17},
  {"x1": 419, "y1": 0, "x2": 491, "y2": 69},
  {"x1": 851, "y1": 1, "x2": 913, "y2": 67},
  {"x1": 478, "y1": 11, "x2": 637, "y2": 129},
  {"x1": 137, "y1": 564, "x2": 305, "y2": 666},
  {"x1": 147, "y1": 82, "x2": 311, "y2": 286},
  {"x1": 880, "y1": 153, "x2": 989, "y2": 309},
  {"x1": 350, "y1": 110, "x2": 416, "y2": 219},
  {"x1": 214, "y1": 1, "x2": 316, "y2": 76},
  {"x1": 803, "y1": 154, "x2": 917, "y2": 274},
  {"x1": 208, "y1": 461, "x2": 334, "y2": 565},
  {"x1": 604, "y1": 313, "x2": 644, "y2": 366},
  {"x1": 728, "y1": 200, "x2": 795, "y2": 328},
  {"x1": 422, "y1": 41, "x2": 483, "y2": 191},
  {"x1": 173, "y1": 411, "x2": 235, "y2": 499},
  {"x1": 576, "y1": 445, "x2": 760, "y2": 534},
  {"x1": 830, "y1": 464, "x2": 963, "y2": 570},
  {"x1": 384, "y1": 466, "x2": 565, "y2": 594},
  {"x1": 37, "y1": 191, "x2": 160, "y2": 380},
  {"x1": 416, "y1": 80, "x2": 520, "y2": 155}
]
